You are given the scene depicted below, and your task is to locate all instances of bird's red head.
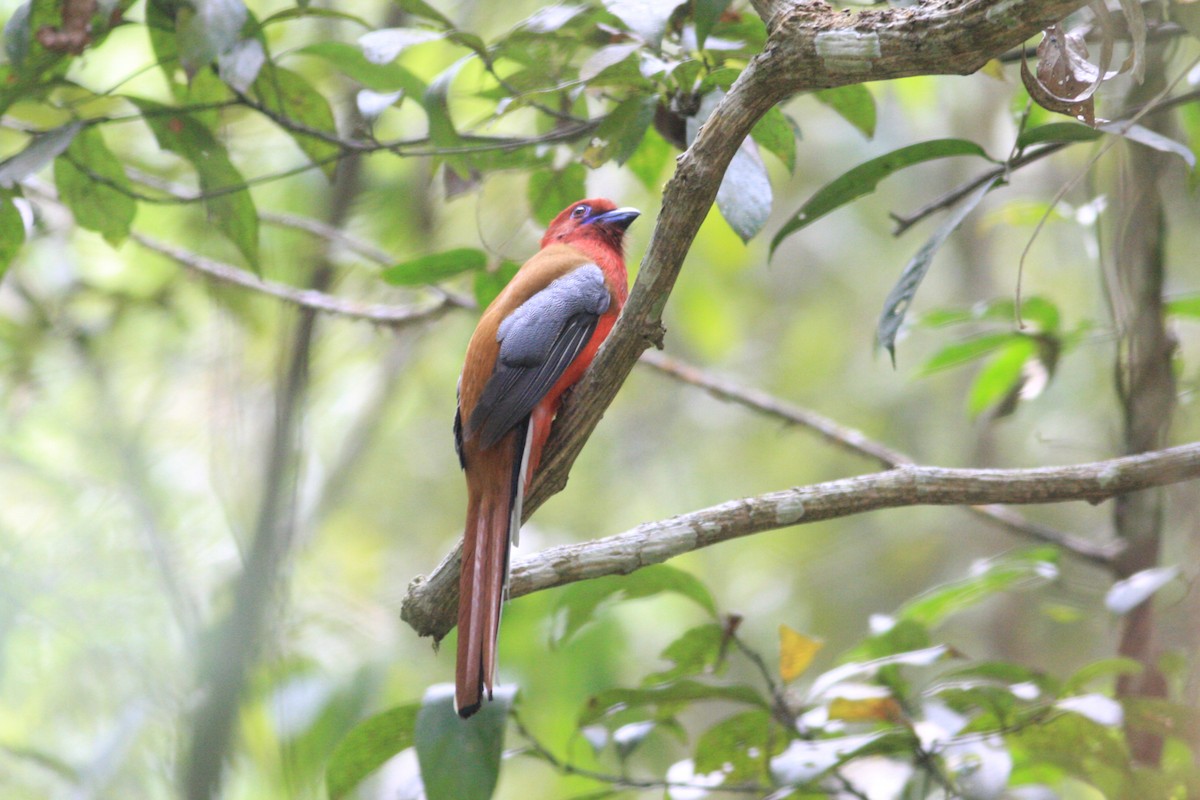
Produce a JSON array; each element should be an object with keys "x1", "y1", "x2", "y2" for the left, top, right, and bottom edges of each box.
[{"x1": 540, "y1": 198, "x2": 641, "y2": 253}]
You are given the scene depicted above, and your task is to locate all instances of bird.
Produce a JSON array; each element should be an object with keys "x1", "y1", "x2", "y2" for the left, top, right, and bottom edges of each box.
[{"x1": 453, "y1": 198, "x2": 640, "y2": 718}]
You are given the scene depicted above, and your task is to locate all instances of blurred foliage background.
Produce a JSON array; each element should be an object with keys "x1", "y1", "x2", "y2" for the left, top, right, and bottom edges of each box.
[{"x1": 1, "y1": 0, "x2": 1199, "y2": 797}]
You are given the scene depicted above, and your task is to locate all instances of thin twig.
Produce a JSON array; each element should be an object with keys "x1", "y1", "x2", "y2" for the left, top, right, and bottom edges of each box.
[
  {"x1": 639, "y1": 351, "x2": 1120, "y2": 564},
  {"x1": 130, "y1": 231, "x2": 453, "y2": 327}
]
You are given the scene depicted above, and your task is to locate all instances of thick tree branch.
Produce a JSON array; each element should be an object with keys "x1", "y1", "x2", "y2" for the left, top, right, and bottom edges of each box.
[
  {"x1": 402, "y1": 441, "x2": 1200, "y2": 642},
  {"x1": 639, "y1": 351, "x2": 1121, "y2": 564}
]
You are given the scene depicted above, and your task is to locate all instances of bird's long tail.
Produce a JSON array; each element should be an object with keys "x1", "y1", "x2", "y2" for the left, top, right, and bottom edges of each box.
[{"x1": 455, "y1": 420, "x2": 530, "y2": 718}]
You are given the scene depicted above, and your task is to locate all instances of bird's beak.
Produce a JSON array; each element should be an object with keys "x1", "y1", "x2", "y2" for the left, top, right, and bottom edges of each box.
[{"x1": 586, "y1": 207, "x2": 640, "y2": 230}]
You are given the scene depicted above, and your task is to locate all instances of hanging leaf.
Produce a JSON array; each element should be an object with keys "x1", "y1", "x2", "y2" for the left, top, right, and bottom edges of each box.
[
  {"x1": 779, "y1": 624, "x2": 822, "y2": 683},
  {"x1": 552, "y1": 564, "x2": 717, "y2": 647},
  {"x1": 134, "y1": 99, "x2": 259, "y2": 267},
  {"x1": 875, "y1": 176, "x2": 1001, "y2": 362},
  {"x1": 770, "y1": 138, "x2": 993, "y2": 256},
  {"x1": 0, "y1": 121, "x2": 82, "y2": 187},
  {"x1": 1019, "y1": 25, "x2": 1106, "y2": 126},
  {"x1": 815, "y1": 84, "x2": 876, "y2": 139},
  {"x1": 716, "y1": 137, "x2": 771, "y2": 242},
  {"x1": 528, "y1": 164, "x2": 587, "y2": 227},
  {"x1": 0, "y1": 192, "x2": 25, "y2": 278},
  {"x1": 326, "y1": 703, "x2": 420, "y2": 800},
  {"x1": 249, "y1": 63, "x2": 340, "y2": 179},
  {"x1": 382, "y1": 248, "x2": 488, "y2": 286},
  {"x1": 415, "y1": 684, "x2": 513, "y2": 800},
  {"x1": 53, "y1": 126, "x2": 137, "y2": 246}
]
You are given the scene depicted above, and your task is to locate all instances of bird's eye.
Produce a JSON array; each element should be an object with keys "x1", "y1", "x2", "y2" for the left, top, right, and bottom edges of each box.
[{"x1": 571, "y1": 204, "x2": 590, "y2": 219}]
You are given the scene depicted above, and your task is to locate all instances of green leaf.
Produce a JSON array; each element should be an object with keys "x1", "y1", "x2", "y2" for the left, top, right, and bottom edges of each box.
[
  {"x1": 771, "y1": 139, "x2": 994, "y2": 256},
  {"x1": 133, "y1": 99, "x2": 259, "y2": 266},
  {"x1": 1166, "y1": 293, "x2": 1200, "y2": 318},
  {"x1": 383, "y1": 248, "x2": 487, "y2": 286},
  {"x1": 473, "y1": 260, "x2": 520, "y2": 308},
  {"x1": 552, "y1": 564, "x2": 717, "y2": 647},
  {"x1": 751, "y1": 106, "x2": 796, "y2": 173},
  {"x1": 416, "y1": 684, "x2": 513, "y2": 800},
  {"x1": 919, "y1": 332, "x2": 1016, "y2": 376},
  {"x1": 966, "y1": 336, "x2": 1037, "y2": 417},
  {"x1": 625, "y1": 128, "x2": 673, "y2": 191},
  {"x1": 694, "y1": 0, "x2": 732, "y2": 49},
  {"x1": 250, "y1": 63, "x2": 340, "y2": 179},
  {"x1": 584, "y1": 95, "x2": 656, "y2": 168},
  {"x1": 897, "y1": 547, "x2": 1059, "y2": 628},
  {"x1": 0, "y1": 121, "x2": 82, "y2": 187},
  {"x1": 0, "y1": 192, "x2": 25, "y2": 278},
  {"x1": 815, "y1": 85, "x2": 876, "y2": 139},
  {"x1": 694, "y1": 710, "x2": 776, "y2": 783},
  {"x1": 1017, "y1": 122, "x2": 1103, "y2": 149},
  {"x1": 424, "y1": 57, "x2": 471, "y2": 146},
  {"x1": 717, "y1": 138, "x2": 771, "y2": 242},
  {"x1": 528, "y1": 163, "x2": 587, "y2": 227},
  {"x1": 326, "y1": 703, "x2": 420, "y2": 800},
  {"x1": 53, "y1": 127, "x2": 137, "y2": 246},
  {"x1": 296, "y1": 42, "x2": 427, "y2": 94},
  {"x1": 1063, "y1": 658, "x2": 1144, "y2": 694},
  {"x1": 841, "y1": 618, "x2": 931, "y2": 662},
  {"x1": 3, "y1": 2, "x2": 32, "y2": 69},
  {"x1": 875, "y1": 175, "x2": 1001, "y2": 362},
  {"x1": 580, "y1": 680, "x2": 767, "y2": 726},
  {"x1": 644, "y1": 623, "x2": 726, "y2": 685},
  {"x1": 176, "y1": 0, "x2": 249, "y2": 79}
]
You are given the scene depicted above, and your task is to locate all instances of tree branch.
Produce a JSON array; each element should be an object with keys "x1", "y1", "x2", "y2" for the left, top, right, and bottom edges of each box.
[
  {"x1": 402, "y1": 441, "x2": 1200, "y2": 642},
  {"x1": 130, "y1": 231, "x2": 453, "y2": 327},
  {"x1": 639, "y1": 351, "x2": 1121, "y2": 564}
]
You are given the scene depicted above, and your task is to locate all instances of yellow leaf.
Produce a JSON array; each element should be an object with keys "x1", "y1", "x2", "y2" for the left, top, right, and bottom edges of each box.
[
  {"x1": 979, "y1": 59, "x2": 1007, "y2": 81},
  {"x1": 779, "y1": 624, "x2": 822, "y2": 683},
  {"x1": 828, "y1": 695, "x2": 903, "y2": 723}
]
